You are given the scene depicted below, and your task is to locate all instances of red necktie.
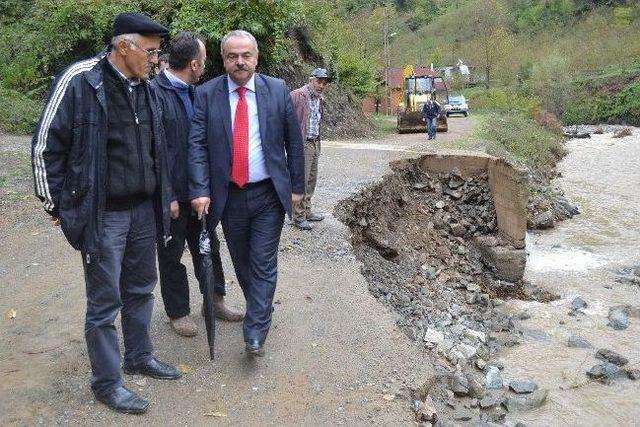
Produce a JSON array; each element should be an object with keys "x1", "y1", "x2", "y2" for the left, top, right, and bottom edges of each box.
[{"x1": 231, "y1": 86, "x2": 249, "y2": 187}]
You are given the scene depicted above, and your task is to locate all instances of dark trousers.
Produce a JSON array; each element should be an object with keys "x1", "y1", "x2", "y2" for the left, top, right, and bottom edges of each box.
[
  {"x1": 221, "y1": 179, "x2": 285, "y2": 344},
  {"x1": 82, "y1": 200, "x2": 156, "y2": 397},
  {"x1": 157, "y1": 202, "x2": 226, "y2": 319}
]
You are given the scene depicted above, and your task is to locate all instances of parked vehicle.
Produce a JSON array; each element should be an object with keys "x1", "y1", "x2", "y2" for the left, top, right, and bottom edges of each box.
[{"x1": 444, "y1": 95, "x2": 469, "y2": 117}]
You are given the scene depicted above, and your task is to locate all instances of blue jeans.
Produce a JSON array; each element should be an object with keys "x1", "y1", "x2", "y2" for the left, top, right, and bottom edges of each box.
[{"x1": 427, "y1": 118, "x2": 437, "y2": 139}]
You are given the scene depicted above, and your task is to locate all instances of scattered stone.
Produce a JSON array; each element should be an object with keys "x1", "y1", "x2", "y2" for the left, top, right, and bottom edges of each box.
[
  {"x1": 586, "y1": 362, "x2": 627, "y2": 384},
  {"x1": 435, "y1": 201, "x2": 445, "y2": 209},
  {"x1": 508, "y1": 380, "x2": 538, "y2": 394},
  {"x1": 503, "y1": 389, "x2": 549, "y2": 412},
  {"x1": 531, "y1": 211, "x2": 554, "y2": 229},
  {"x1": 567, "y1": 335, "x2": 592, "y2": 349},
  {"x1": 476, "y1": 359, "x2": 487, "y2": 370},
  {"x1": 423, "y1": 328, "x2": 444, "y2": 346},
  {"x1": 626, "y1": 369, "x2": 640, "y2": 380},
  {"x1": 479, "y1": 395, "x2": 498, "y2": 409},
  {"x1": 464, "y1": 328, "x2": 486, "y2": 344},
  {"x1": 522, "y1": 328, "x2": 551, "y2": 342},
  {"x1": 415, "y1": 394, "x2": 438, "y2": 423},
  {"x1": 613, "y1": 127, "x2": 632, "y2": 138},
  {"x1": 595, "y1": 349, "x2": 628, "y2": 366},
  {"x1": 485, "y1": 366, "x2": 503, "y2": 389},
  {"x1": 571, "y1": 296, "x2": 587, "y2": 311},
  {"x1": 455, "y1": 344, "x2": 478, "y2": 359},
  {"x1": 450, "y1": 372, "x2": 469, "y2": 396},
  {"x1": 452, "y1": 406, "x2": 474, "y2": 421},
  {"x1": 450, "y1": 222, "x2": 467, "y2": 237},
  {"x1": 608, "y1": 307, "x2": 630, "y2": 330},
  {"x1": 467, "y1": 376, "x2": 486, "y2": 399},
  {"x1": 413, "y1": 182, "x2": 429, "y2": 191}
]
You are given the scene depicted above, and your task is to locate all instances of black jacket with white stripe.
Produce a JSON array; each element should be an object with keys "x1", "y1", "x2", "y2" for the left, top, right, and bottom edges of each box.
[{"x1": 31, "y1": 52, "x2": 173, "y2": 260}]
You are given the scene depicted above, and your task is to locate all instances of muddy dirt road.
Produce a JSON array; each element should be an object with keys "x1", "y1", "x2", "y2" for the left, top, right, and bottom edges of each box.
[{"x1": 0, "y1": 118, "x2": 475, "y2": 426}]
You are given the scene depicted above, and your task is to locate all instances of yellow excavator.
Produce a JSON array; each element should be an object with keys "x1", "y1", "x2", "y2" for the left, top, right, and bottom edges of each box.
[{"x1": 397, "y1": 65, "x2": 448, "y2": 134}]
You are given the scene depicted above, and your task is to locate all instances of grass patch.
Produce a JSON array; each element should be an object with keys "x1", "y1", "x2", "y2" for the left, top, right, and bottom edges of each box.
[
  {"x1": 0, "y1": 88, "x2": 41, "y2": 135},
  {"x1": 368, "y1": 113, "x2": 397, "y2": 136},
  {"x1": 477, "y1": 111, "x2": 565, "y2": 168}
]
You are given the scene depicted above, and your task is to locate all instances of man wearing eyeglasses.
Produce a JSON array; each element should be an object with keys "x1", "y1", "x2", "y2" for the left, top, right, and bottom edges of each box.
[{"x1": 31, "y1": 13, "x2": 180, "y2": 415}]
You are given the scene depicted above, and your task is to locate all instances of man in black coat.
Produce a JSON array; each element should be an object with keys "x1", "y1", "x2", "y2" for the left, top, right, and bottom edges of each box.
[
  {"x1": 151, "y1": 32, "x2": 243, "y2": 338},
  {"x1": 189, "y1": 30, "x2": 304, "y2": 357},
  {"x1": 30, "y1": 13, "x2": 180, "y2": 414}
]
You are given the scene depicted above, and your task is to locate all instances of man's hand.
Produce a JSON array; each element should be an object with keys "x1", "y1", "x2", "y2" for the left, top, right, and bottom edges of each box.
[
  {"x1": 50, "y1": 216, "x2": 61, "y2": 226},
  {"x1": 170, "y1": 200, "x2": 180, "y2": 219},
  {"x1": 191, "y1": 197, "x2": 210, "y2": 220},
  {"x1": 292, "y1": 193, "x2": 303, "y2": 205}
]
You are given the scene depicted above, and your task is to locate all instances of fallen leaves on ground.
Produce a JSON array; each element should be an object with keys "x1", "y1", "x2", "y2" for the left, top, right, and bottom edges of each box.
[
  {"x1": 178, "y1": 363, "x2": 194, "y2": 374},
  {"x1": 7, "y1": 309, "x2": 17, "y2": 319},
  {"x1": 203, "y1": 411, "x2": 227, "y2": 417}
]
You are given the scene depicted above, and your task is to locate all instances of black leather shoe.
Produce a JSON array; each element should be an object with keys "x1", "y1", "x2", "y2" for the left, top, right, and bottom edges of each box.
[
  {"x1": 96, "y1": 386, "x2": 149, "y2": 414},
  {"x1": 123, "y1": 358, "x2": 182, "y2": 380},
  {"x1": 245, "y1": 339, "x2": 265, "y2": 357},
  {"x1": 307, "y1": 212, "x2": 325, "y2": 222}
]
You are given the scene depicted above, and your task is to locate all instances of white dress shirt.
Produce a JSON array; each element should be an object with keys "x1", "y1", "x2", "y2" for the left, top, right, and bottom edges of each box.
[{"x1": 227, "y1": 75, "x2": 269, "y2": 183}]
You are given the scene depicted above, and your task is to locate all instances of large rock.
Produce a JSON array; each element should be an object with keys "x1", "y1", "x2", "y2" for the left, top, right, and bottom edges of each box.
[
  {"x1": 485, "y1": 366, "x2": 503, "y2": 389},
  {"x1": 586, "y1": 362, "x2": 627, "y2": 384},
  {"x1": 595, "y1": 349, "x2": 629, "y2": 366},
  {"x1": 503, "y1": 389, "x2": 549, "y2": 412},
  {"x1": 474, "y1": 238, "x2": 526, "y2": 282},
  {"x1": 608, "y1": 307, "x2": 630, "y2": 330},
  {"x1": 508, "y1": 380, "x2": 538, "y2": 394},
  {"x1": 567, "y1": 335, "x2": 592, "y2": 349}
]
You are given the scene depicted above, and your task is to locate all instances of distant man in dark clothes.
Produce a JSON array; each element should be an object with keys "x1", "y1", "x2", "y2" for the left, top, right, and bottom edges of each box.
[
  {"x1": 31, "y1": 13, "x2": 181, "y2": 414},
  {"x1": 290, "y1": 68, "x2": 331, "y2": 231},
  {"x1": 422, "y1": 97, "x2": 441, "y2": 140},
  {"x1": 151, "y1": 32, "x2": 244, "y2": 338}
]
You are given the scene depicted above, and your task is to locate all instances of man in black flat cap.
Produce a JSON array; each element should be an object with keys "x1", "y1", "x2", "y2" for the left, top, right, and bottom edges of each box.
[
  {"x1": 290, "y1": 68, "x2": 331, "y2": 230},
  {"x1": 31, "y1": 12, "x2": 180, "y2": 414}
]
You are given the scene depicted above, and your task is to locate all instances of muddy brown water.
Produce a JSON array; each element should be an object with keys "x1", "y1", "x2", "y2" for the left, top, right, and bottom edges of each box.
[{"x1": 499, "y1": 128, "x2": 640, "y2": 425}]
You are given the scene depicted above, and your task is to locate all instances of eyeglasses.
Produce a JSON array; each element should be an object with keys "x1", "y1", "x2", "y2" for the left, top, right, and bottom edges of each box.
[{"x1": 125, "y1": 39, "x2": 162, "y2": 58}]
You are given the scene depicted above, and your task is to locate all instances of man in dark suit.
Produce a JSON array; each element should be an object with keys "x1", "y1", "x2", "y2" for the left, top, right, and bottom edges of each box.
[{"x1": 188, "y1": 30, "x2": 304, "y2": 357}]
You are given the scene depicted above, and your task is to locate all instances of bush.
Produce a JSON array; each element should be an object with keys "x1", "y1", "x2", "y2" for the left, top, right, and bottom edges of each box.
[
  {"x1": 462, "y1": 87, "x2": 538, "y2": 113},
  {"x1": 0, "y1": 88, "x2": 41, "y2": 134}
]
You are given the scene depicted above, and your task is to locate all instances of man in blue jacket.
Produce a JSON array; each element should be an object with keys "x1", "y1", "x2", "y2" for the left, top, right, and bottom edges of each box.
[
  {"x1": 31, "y1": 13, "x2": 180, "y2": 414},
  {"x1": 189, "y1": 30, "x2": 304, "y2": 357},
  {"x1": 151, "y1": 32, "x2": 244, "y2": 337}
]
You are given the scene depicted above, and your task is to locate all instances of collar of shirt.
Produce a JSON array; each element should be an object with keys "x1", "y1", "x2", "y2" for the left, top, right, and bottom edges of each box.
[
  {"x1": 164, "y1": 69, "x2": 190, "y2": 89},
  {"x1": 227, "y1": 74, "x2": 256, "y2": 95},
  {"x1": 306, "y1": 84, "x2": 324, "y2": 101},
  {"x1": 106, "y1": 58, "x2": 141, "y2": 87}
]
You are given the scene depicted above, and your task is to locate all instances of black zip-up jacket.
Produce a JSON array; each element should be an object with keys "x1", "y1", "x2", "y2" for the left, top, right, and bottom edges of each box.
[
  {"x1": 149, "y1": 71, "x2": 193, "y2": 203},
  {"x1": 31, "y1": 53, "x2": 173, "y2": 261}
]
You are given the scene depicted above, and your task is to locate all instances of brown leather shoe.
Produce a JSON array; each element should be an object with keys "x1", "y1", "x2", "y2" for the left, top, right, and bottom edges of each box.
[
  {"x1": 170, "y1": 315, "x2": 198, "y2": 337},
  {"x1": 202, "y1": 294, "x2": 244, "y2": 322}
]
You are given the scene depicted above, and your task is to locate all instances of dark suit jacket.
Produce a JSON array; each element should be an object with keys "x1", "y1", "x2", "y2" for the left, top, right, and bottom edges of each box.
[{"x1": 188, "y1": 73, "x2": 304, "y2": 227}]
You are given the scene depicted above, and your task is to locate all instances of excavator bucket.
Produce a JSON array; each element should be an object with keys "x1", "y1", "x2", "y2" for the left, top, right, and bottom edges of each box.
[{"x1": 397, "y1": 111, "x2": 448, "y2": 134}]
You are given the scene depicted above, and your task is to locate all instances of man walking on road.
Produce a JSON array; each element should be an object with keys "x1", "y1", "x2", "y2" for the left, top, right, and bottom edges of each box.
[
  {"x1": 422, "y1": 97, "x2": 441, "y2": 140},
  {"x1": 151, "y1": 32, "x2": 243, "y2": 338},
  {"x1": 31, "y1": 13, "x2": 181, "y2": 414},
  {"x1": 188, "y1": 30, "x2": 304, "y2": 357},
  {"x1": 290, "y1": 68, "x2": 331, "y2": 231}
]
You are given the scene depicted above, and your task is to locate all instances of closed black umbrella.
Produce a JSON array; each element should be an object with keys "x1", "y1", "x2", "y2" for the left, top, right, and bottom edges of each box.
[{"x1": 198, "y1": 215, "x2": 216, "y2": 359}]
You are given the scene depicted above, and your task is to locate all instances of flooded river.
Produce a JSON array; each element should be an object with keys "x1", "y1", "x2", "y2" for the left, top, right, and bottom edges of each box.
[{"x1": 500, "y1": 127, "x2": 640, "y2": 425}]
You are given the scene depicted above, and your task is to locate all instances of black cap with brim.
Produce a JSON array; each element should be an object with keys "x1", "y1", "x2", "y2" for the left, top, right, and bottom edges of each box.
[{"x1": 112, "y1": 12, "x2": 168, "y2": 37}]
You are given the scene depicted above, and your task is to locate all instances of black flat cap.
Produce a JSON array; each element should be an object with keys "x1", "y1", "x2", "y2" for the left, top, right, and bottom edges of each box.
[
  {"x1": 112, "y1": 13, "x2": 168, "y2": 37},
  {"x1": 310, "y1": 68, "x2": 331, "y2": 81}
]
